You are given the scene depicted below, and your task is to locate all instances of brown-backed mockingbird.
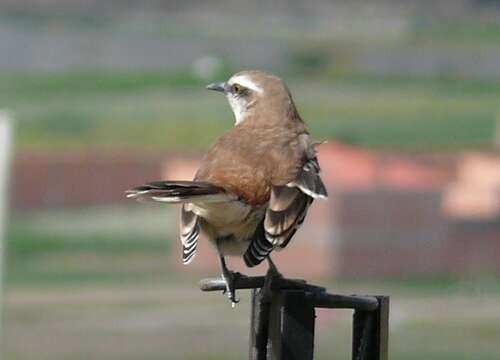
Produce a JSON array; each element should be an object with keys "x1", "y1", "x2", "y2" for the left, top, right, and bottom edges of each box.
[{"x1": 127, "y1": 70, "x2": 327, "y2": 305}]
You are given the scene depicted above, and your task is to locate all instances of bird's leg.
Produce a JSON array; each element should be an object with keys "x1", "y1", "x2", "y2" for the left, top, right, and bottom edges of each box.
[
  {"x1": 218, "y1": 254, "x2": 241, "y2": 306},
  {"x1": 267, "y1": 256, "x2": 281, "y2": 277},
  {"x1": 260, "y1": 255, "x2": 283, "y2": 302}
]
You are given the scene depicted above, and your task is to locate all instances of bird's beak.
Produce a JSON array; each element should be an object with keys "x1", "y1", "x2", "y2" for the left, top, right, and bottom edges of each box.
[{"x1": 206, "y1": 82, "x2": 226, "y2": 93}]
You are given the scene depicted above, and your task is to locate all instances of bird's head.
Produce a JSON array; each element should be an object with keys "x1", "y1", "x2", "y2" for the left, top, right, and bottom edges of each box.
[{"x1": 206, "y1": 70, "x2": 295, "y2": 125}]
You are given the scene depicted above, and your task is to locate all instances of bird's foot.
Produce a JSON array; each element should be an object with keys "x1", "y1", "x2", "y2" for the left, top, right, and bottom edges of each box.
[{"x1": 221, "y1": 270, "x2": 242, "y2": 306}]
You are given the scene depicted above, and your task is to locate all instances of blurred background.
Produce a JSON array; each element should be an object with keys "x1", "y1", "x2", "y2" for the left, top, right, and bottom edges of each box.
[{"x1": 1, "y1": 0, "x2": 500, "y2": 359}]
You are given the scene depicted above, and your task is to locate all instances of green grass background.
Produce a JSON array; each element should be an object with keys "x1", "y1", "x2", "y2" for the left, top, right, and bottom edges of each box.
[{"x1": 1, "y1": 70, "x2": 499, "y2": 153}]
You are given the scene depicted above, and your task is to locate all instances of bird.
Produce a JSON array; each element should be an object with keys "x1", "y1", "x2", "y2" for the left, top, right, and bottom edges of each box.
[{"x1": 126, "y1": 70, "x2": 327, "y2": 305}]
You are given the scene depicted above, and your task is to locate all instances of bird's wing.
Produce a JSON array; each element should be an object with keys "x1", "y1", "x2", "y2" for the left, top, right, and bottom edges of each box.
[
  {"x1": 180, "y1": 205, "x2": 200, "y2": 264},
  {"x1": 244, "y1": 137, "x2": 328, "y2": 267}
]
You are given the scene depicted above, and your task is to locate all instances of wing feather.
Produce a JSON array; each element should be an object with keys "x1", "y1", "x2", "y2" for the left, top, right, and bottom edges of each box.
[
  {"x1": 244, "y1": 148, "x2": 328, "y2": 267},
  {"x1": 264, "y1": 152, "x2": 327, "y2": 247}
]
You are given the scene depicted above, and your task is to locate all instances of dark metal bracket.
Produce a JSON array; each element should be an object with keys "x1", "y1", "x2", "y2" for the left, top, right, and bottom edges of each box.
[{"x1": 200, "y1": 275, "x2": 389, "y2": 360}]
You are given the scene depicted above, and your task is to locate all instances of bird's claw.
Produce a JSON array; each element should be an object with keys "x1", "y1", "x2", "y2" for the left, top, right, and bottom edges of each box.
[{"x1": 222, "y1": 271, "x2": 241, "y2": 306}]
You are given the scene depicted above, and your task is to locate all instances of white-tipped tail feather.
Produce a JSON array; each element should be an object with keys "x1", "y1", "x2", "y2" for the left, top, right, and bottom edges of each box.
[
  {"x1": 125, "y1": 181, "x2": 237, "y2": 203},
  {"x1": 126, "y1": 180, "x2": 238, "y2": 265}
]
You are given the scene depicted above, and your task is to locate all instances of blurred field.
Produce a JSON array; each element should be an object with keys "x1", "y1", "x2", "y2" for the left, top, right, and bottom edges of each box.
[
  {"x1": 4, "y1": 279, "x2": 500, "y2": 360},
  {"x1": 1, "y1": 71, "x2": 499, "y2": 153},
  {"x1": 3, "y1": 2, "x2": 500, "y2": 359},
  {"x1": 6, "y1": 206, "x2": 176, "y2": 286}
]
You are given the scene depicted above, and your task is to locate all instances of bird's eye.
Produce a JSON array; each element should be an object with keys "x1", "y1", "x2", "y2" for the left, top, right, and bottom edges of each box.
[{"x1": 232, "y1": 84, "x2": 242, "y2": 93}]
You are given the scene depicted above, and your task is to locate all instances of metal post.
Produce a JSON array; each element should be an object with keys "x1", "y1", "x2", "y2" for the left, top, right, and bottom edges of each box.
[
  {"x1": 250, "y1": 289, "x2": 315, "y2": 360},
  {"x1": 352, "y1": 296, "x2": 390, "y2": 360},
  {"x1": 272, "y1": 290, "x2": 315, "y2": 360},
  {"x1": 249, "y1": 289, "x2": 272, "y2": 360},
  {"x1": 200, "y1": 276, "x2": 389, "y2": 360}
]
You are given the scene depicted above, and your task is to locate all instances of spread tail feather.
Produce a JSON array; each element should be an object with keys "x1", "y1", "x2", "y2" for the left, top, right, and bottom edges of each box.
[{"x1": 126, "y1": 180, "x2": 236, "y2": 203}]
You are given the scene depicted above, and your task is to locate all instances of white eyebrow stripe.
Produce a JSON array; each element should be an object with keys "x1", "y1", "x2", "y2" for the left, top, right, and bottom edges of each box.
[{"x1": 229, "y1": 75, "x2": 263, "y2": 94}]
